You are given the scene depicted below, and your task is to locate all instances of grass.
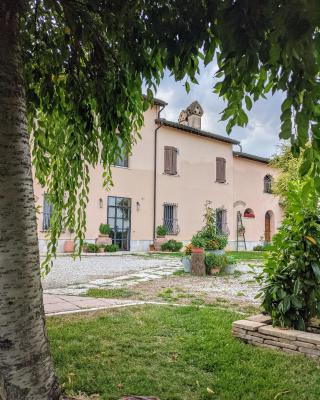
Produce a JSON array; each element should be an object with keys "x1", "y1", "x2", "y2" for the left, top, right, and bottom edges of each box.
[
  {"x1": 226, "y1": 251, "x2": 266, "y2": 261},
  {"x1": 84, "y1": 288, "x2": 136, "y2": 298},
  {"x1": 48, "y1": 305, "x2": 320, "y2": 400}
]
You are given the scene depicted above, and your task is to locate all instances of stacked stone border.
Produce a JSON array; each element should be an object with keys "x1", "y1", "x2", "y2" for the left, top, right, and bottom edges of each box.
[{"x1": 232, "y1": 314, "x2": 320, "y2": 359}]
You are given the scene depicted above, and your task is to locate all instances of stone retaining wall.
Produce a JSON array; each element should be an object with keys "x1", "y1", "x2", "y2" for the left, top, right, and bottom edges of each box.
[{"x1": 232, "y1": 314, "x2": 320, "y2": 359}]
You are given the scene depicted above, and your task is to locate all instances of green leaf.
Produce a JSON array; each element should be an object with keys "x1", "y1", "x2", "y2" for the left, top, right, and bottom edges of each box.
[
  {"x1": 311, "y1": 263, "x2": 320, "y2": 282},
  {"x1": 299, "y1": 159, "x2": 311, "y2": 176},
  {"x1": 185, "y1": 81, "x2": 190, "y2": 94},
  {"x1": 245, "y1": 96, "x2": 252, "y2": 111}
]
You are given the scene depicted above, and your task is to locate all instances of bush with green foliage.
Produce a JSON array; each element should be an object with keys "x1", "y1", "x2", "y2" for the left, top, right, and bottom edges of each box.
[
  {"x1": 161, "y1": 240, "x2": 183, "y2": 252},
  {"x1": 104, "y1": 244, "x2": 119, "y2": 252},
  {"x1": 99, "y1": 223, "x2": 111, "y2": 235},
  {"x1": 84, "y1": 243, "x2": 99, "y2": 253},
  {"x1": 156, "y1": 225, "x2": 167, "y2": 237},
  {"x1": 191, "y1": 233, "x2": 206, "y2": 249},
  {"x1": 253, "y1": 243, "x2": 272, "y2": 251},
  {"x1": 204, "y1": 253, "x2": 229, "y2": 275},
  {"x1": 257, "y1": 180, "x2": 320, "y2": 330},
  {"x1": 192, "y1": 201, "x2": 228, "y2": 251}
]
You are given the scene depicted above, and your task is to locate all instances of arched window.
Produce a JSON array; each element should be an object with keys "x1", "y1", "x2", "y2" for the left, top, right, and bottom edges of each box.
[
  {"x1": 244, "y1": 208, "x2": 255, "y2": 218},
  {"x1": 264, "y1": 175, "x2": 273, "y2": 193}
]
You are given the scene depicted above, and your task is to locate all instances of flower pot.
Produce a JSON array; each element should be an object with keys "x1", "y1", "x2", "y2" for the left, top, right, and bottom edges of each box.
[
  {"x1": 192, "y1": 247, "x2": 204, "y2": 254},
  {"x1": 63, "y1": 239, "x2": 74, "y2": 253},
  {"x1": 182, "y1": 257, "x2": 191, "y2": 273},
  {"x1": 154, "y1": 237, "x2": 167, "y2": 251},
  {"x1": 207, "y1": 249, "x2": 225, "y2": 255},
  {"x1": 96, "y1": 234, "x2": 112, "y2": 246},
  {"x1": 210, "y1": 267, "x2": 221, "y2": 275}
]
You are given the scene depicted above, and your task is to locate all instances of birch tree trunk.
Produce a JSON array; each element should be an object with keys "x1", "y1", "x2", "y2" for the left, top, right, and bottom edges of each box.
[{"x1": 0, "y1": 2, "x2": 60, "y2": 399}]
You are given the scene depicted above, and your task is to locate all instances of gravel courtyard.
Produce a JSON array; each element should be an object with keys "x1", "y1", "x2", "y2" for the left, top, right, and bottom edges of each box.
[
  {"x1": 42, "y1": 254, "x2": 263, "y2": 310},
  {"x1": 42, "y1": 254, "x2": 181, "y2": 290}
]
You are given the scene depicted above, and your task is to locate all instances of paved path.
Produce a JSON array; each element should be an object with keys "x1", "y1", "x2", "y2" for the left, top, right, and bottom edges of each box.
[
  {"x1": 44, "y1": 293, "x2": 147, "y2": 316},
  {"x1": 43, "y1": 254, "x2": 181, "y2": 296}
]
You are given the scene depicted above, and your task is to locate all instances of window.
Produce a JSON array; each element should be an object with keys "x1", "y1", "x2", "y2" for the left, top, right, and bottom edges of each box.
[
  {"x1": 163, "y1": 203, "x2": 179, "y2": 234},
  {"x1": 216, "y1": 157, "x2": 226, "y2": 183},
  {"x1": 244, "y1": 208, "x2": 255, "y2": 218},
  {"x1": 216, "y1": 208, "x2": 228, "y2": 235},
  {"x1": 42, "y1": 194, "x2": 53, "y2": 231},
  {"x1": 264, "y1": 175, "x2": 273, "y2": 193},
  {"x1": 115, "y1": 136, "x2": 129, "y2": 167},
  {"x1": 164, "y1": 146, "x2": 178, "y2": 175}
]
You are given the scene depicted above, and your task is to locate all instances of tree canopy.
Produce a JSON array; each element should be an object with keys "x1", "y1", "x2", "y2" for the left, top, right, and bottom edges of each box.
[{"x1": 20, "y1": 1, "x2": 320, "y2": 266}]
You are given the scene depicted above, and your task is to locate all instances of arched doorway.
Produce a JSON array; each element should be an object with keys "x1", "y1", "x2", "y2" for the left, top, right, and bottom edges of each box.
[{"x1": 265, "y1": 211, "x2": 274, "y2": 242}]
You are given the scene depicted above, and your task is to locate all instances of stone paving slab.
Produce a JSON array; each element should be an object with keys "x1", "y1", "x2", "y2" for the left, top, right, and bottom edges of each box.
[{"x1": 44, "y1": 294, "x2": 146, "y2": 316}]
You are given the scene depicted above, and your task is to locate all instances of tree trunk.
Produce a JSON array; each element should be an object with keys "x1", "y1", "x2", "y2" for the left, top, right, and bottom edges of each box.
[{"x1": 0, "y1": 2, "x2": 60, "y2": 399}]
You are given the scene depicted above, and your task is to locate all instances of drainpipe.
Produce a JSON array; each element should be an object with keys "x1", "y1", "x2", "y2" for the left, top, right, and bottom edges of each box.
[
  {"x1": 236, "y1": 143, "x2": 243, "y2": 152},
  {"x1": 153, "y1": 104, "x2": 165, "y2": 241}
]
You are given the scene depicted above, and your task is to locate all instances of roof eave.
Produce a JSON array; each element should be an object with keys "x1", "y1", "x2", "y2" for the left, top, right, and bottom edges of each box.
[
  {"x1": 233, "y1": 151, "x2": 270, "y2": 164},
  {"x1": 156, "y1": 118, "x2": 240, "y2": 145}
]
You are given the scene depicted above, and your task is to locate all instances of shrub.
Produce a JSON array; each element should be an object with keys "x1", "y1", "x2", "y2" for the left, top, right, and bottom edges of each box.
[
  {"x1": 84, "y1": 243, "x2": 99, "y2": 253},
  {"x1": 192, "y1": 201, "x2": 229, "y2": 251},
  {"x1": 204, "y1": 253, "x2": 229, "y2": 275},
  {"x1": 191, "y1": 233, "x2": 206, "y2": 249},
  {"x1": 253, "y1": 243, "x2": 272, "y2": 251},
  {"x1": 161, "y1": 240, "x2": 183, "y2": 252},
  {"x1": 257, "y1": 180, "x2": 320, "y2": 331},
  {"x1": 104, "y1": 243, "x2": 119, "y2": 252},
  {"x1": 216, "y1": 235, "x2": 228, "y2": 250},
  {"x1": 156, "y1": 225, "x2": 167, "y2": 237},
  {"x1": 99, "y1": 223, "x2": 111, "y2": 235},
  {"x1": 184, "y1": 243, "x2": 193, "y2": 256}
]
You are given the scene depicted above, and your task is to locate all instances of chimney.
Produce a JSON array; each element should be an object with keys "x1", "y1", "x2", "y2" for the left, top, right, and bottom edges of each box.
[{"x1": 186, "y1": 101, "x2": 203, "y2": 129}]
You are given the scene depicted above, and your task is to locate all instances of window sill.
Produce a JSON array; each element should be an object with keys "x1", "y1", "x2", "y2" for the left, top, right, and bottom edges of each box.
[
  {"x1": 215, "y1": 181, "x2": 228, "y2": 185},
  {"x1": 112, "y1": 165, "x2": 130, "y2": 170},
  {"x1": 163, "y1": 173, "x2": 180, "y2": 177}
]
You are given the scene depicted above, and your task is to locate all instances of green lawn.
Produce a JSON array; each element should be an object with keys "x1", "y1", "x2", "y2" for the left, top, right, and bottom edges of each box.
[
  {"x1": 85, "y1": 288, "x2": 136, "y2": 298},
  {"x1": 226, "y1": 250, "x2": 266, "y2": 261},
  {"x1": 48, "y1": 305, "x2": 320, "y2": 400}
]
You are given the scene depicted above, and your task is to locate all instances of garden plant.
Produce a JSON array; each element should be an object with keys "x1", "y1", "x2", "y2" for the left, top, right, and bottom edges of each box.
[{"x1": 258, "y1": 179, "x2": 320, "y2": 330}]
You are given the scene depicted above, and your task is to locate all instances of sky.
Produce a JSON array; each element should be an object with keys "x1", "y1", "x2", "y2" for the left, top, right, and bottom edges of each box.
[{"x1": 155, "y1": 61, "x2": 285, "y2": 158}]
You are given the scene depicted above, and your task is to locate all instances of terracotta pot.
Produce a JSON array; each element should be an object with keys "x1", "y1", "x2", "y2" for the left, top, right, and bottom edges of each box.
[
  {"x1": 63, "y1": 239, "x2": 74, "y2": 253},
  {"x1": 192, "y1": 247, "x2": 204, "y2": 254},
  {"x1": 210, "y1": 267, "x2": 221, "y2": 275},
  {"x1": 154, "y1": 237, "x2": 167, "y2": 251},
  {"x1": 96, "y1": 234, "x2": 112, "y2": 246}
]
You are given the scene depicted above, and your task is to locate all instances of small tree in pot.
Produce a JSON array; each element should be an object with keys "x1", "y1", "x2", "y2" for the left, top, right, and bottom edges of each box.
[
  {"x1": 96, "y1": 223, "x2": 112, "y2": 246},
  {"x1": 154, "y1": 225, "x2": 168, "y2": 251}
]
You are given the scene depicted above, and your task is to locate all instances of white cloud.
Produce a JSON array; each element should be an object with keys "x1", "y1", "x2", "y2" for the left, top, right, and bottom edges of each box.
[{"x1": 155, "y1": 61, "x2": 285, "y2": 157}]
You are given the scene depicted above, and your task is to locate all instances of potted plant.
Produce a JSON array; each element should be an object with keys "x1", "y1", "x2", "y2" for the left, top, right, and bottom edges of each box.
[
  {"x1": 181, "y1": 243, "x2": 193, "y2": 272},
  {"x1": 191, "y1": 233, "x2": 206, "y2": 253},
  {"x1": 205, "y1": 253, "x2": 228, "y2": 275},
  {"x1": 154, "y1": 225, "x2": 168, "y2": 251},
  {"x1": 63, "y1": 229, "x2": 75, "y2": 253},
  {"x1": 96, "y1": 223, "x2": 112, "y2": 246}
]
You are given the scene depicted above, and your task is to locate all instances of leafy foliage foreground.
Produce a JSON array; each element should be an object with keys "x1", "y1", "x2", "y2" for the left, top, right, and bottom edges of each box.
[
  {"x1": 19, "y1": 1, "x2": 320, "y2": 268},
  {"x1": 258, "y1": 180, "x2": 320, "y2": 330}
]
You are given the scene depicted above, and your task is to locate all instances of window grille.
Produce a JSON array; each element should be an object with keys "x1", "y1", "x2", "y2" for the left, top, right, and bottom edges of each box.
[
  {"x1": 216, "y1": 208, "x2": 228, "y2": 235},
  {"x1": 163, "y1": 203, "x2": 179, "y2": 234}
]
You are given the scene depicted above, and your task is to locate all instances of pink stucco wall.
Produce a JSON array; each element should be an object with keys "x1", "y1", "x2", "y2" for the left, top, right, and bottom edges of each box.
[
  {"x1": 34, "y1": 103, "x2": 282, "y2": 252},
  {"x1": 232, "y1": 156, "x2": 282, "y2": 246}
]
